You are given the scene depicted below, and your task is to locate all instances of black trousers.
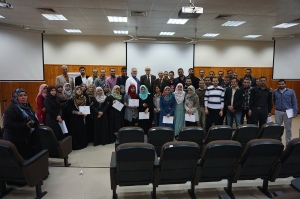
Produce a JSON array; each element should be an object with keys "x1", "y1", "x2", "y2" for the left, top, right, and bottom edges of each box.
[
  {"x1": 250, "y1": 107, "x2": 268, "y2": 128},
  {"x1": 205, "y1": 108, "x2": 222, "y2": 132},
  {"x1": 241, "y1": 109, "x2": 251, "y2": 124}
]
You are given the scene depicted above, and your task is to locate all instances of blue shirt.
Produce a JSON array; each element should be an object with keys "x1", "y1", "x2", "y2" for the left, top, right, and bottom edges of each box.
[{"x1": 273, "y1": 88, "x2": 298, "y2": 115}]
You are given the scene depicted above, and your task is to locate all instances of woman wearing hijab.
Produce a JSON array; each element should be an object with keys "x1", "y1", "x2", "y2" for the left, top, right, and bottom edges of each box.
[
  {"x1": 173, "y1": 83, "x2": 186, "y2": 137},
  {"x1": 185, "y1": 85, "x2": 199, "y2": 126},
  {"x1": 66, "y1": 86, "x2": 88, "y2": 150},
  {"x1": 63, "y1": 83, "x2": 72, "y2": 100},
  {"x1": 3, "y1": 88, "x2": 40, "y2": 159},
  {"x1": 56, "y1": 84, "x2": 67, "y2": 108},
  {"x1": 85, "y1": 84, "x2": 96, "y2": 143},
  {"x1": 123, "y1": 84, "x2": 138, "y2": 126},
  {"x1": 106, "y1": 85, "x2": 124, "y2": 141},
  {"x1": 44, "y1": 86, "x2": 66, "y2": 141},
  {"x1": 36, "y1": 84, "x2": 48, "y2": 125},
  {"x1": 91, "y1": 87, "x2": 112, "y2": 146},
  {"x1": 138, "y1": 85, "x2": 153, "y2": 134},
  {"x1": 159, "y1": 86, "x2": 175, "y2": 130},
  {"x1": 153, "y1": 86, "x2": 161, "y2": 126}
]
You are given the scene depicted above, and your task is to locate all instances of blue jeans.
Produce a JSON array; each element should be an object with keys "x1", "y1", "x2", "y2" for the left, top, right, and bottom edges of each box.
[{"x1": 226, "y1": 110, "x2": 242, "y2": 127}]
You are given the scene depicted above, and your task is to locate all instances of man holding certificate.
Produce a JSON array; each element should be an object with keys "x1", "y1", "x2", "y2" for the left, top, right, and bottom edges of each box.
[{"x1": 138, "y1": 85, "x2": 152, "y2": 134}]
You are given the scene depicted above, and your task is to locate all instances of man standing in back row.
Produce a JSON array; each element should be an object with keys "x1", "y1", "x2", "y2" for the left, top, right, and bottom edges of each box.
[
  {"x1": 273, "y1": 79, "x2": 298, "y2": 144},
  {"x1": 140, "y1": 67, "x2": 156, "y2": 93}
]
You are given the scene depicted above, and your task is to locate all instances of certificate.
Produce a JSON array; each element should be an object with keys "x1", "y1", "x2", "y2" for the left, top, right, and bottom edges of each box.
[
  {"x1": 79, "y1": 106, "x2": 90, "y2": 115},
  {"x1": 139, "y1": 112, "x2": 150, "y2": 120},
  {"x1": 286, "y1": 109, "x2": 293, "y2": 118},
  {"x1": 129, "y1": 99, "x2": 139, "y2": 107},
  {"x1": 185, "y1": 114, "x2": 195, "y2": 122},
  {"x1": 112, "y1": 100, "x2": 124, "y2": 111},
  {"x1": 163, "y1": 116, "x2": 174, "y2": 124},
  {"x1": 58, "y1": 120, "x2": 68, "y2": 134}
]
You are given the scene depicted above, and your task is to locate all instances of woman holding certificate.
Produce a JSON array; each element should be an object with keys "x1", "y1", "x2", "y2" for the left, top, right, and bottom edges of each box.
[
  {"x1": 91, "y1": 87, "x2": 112, "y2": 146},
  {"x1": 66, "y1": 86, "x2": 88, "y2": 150},
  {"x1": 138, "y1": 85, "x2": 152, "y2": 134},
  {"x1": 185, "y1": 85, "x2": 199, "y2": 126},
  {"x1": 153, "y1": 86, "x2": 161, "y2": 126},
  {"x1": 44, "y1": 86, "x2": 66, "y2": 141},
  {"x1": 173, "y1": 83, "x2": 186, "y2": 137},
  {"x1": 159, "y1": 86, "x2": 175, "y2": 130},
  {"x1": 123, "y1": 84, "x2": 138, "y2": 126},
  {"x1": 106, "y1": 85, "x2": 124, "y2": 141}
]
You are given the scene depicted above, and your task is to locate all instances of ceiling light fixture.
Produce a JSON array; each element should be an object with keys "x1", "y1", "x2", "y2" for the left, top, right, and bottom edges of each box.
[
  {"x1": 222, "y1": 21, "x2": 246, "y2": 27},
  {"x1": 167, "y1": 18, "x2": 189, "y2": 24},
  {"x1": 42, "y1": 14, "x2": 67, "y2": 20},
  {"x1": 113, "y1": 30, "x2": 128, "y2": 34},
  {"x1": 203, "y1": 33, "x2": 219, "y2": 37},
  {"x1": 273, "y1": 23, "x2": 299, "y2": 28},
  {"x1": 159, "y1": 32, "x2": 175, "y2": 36},
  {"x1": 244, "y1": 35, "x2": 261, "y2": 38},
  {"x1": 0, "y1": 15, "x2": 5, "y2": 18},
  {"x1": 64, "y1": 29, "x2": 82, "y2": 33},
  {"x1": 107, "y1": 16, "x2": 127, "y2": 22},
  {"x1": 0, "y1": 0, "x2": 12, "y2": 8}
]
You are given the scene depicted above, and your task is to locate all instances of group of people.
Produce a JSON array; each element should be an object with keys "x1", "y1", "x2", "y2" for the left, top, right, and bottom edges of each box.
[{"x1": 2, "y1": 65, "x2": 298, "y2": 159}]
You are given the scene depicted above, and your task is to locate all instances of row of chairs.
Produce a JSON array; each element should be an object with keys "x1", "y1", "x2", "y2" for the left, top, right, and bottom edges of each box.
[
  {"x1": 110, "y1": 138, "x2": 300, "y2": 199},
  {"x1": 116, "y1": 123, "x2": 284, "y2": 156}
]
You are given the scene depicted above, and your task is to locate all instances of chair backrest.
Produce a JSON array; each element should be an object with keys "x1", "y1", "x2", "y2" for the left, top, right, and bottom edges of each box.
[
  {"x1": 197, "y1": 140, "x2": 242, "y2": 182},
  {"x1": 233, "y1": 139, "x2": 284, "y2": 181},
  {"x1": 116, "y1": 143, "x2": 156, "y2": 186},
  {"x1": 231, "y1": 124, "x2": 259, "y2": 149},
  {"x1": 148, "y1": 127, "x2": 174, "y2": 157},
  {"x1": 276, "y1": 138, "x2": 300, "y2": 178},
  {"x1": 256, "y1": 123, "x2": 284, "y2": 140},
  {"x1": 204, "y1": 125, "x2": 232, "y2": 144},
  {"x1": 0, "y1": 140, "x2": 25, "y2": 182},
  {"x1": 118, "y1": 127, "x2": 144, "y2": 145},
  {"x1": 178, "y1": 126, "x2": 205, "y2": 147},
  {"x1": 38, "y1": 126, "x2": 60, "y2": 157},
  {"x1": 159, "y1": 141, "x2": 200, "y2": 184}
]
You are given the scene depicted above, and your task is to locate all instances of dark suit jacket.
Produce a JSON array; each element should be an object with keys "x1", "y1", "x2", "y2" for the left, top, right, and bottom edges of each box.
[
  {"x1": 140, "y1": 74, "x2": 156, "y2": 92},
  {"x1": 224, "y1": 87, "x2": 244, "y2": 111},
  {"x1": 75, "y1": 75, "x2": 90, "y2": 86},
  {"x1": 152, "y1": 78, "x2": 169, "y2": 93}
]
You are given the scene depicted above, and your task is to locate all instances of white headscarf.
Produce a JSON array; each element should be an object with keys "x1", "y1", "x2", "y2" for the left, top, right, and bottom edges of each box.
[
  {"x1": 95, "y1": 87, "x2": 106, "y2": 103},
  {"x1": 174, "y1": 83, "x2": 185, "y2": 104}
]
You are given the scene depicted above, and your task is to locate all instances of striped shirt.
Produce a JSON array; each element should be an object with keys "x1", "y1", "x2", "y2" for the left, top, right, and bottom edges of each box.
[{"x1": 204, "y1": 85, "x2": 225, "y2": 109}]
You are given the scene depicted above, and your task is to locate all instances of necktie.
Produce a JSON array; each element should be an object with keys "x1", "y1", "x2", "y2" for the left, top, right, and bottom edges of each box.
[
  {"x1": 159, "y1": 79, "x2": 162, "y2": 87},
  {"x1": 147, "y1": 75, "x2": 151, "y2": 84}
]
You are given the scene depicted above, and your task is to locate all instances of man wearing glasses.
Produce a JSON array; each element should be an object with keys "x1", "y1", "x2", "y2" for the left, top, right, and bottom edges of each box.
[{"x1": 56, "y1": 65, "x2": 74, "y2": 89}]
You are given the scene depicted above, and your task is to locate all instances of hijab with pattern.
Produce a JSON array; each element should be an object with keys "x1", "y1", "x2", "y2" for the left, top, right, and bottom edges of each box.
[
  {"x1": 111, "y1": 85, "x2": 122, "y2": 100},
  {"x1": 185, "y1": 85, "x2": 197, "y2": 101}
]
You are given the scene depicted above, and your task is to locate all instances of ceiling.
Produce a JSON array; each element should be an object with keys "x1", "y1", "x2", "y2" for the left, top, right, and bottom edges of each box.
[{"x1": 1, "y1": 0, "x2": 300, "y2": 41}]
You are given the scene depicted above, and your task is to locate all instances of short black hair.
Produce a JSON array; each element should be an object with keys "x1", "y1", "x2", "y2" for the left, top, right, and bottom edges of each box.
[
  {"x1": 121, "y1": 67, "x2": 126, "y2": 71},
  {"x1": 278, "y1": 79, "x2": 286, "y2": 83},
  {"x1": 79, "y1": 66, "x2": 85, "y2": 71},
  {"x1": 169, "y1": 71, "x2": 174, "y2": 75}
]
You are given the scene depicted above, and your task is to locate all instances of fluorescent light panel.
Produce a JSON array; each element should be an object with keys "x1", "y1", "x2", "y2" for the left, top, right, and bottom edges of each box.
[
  {"x1": 244, "y1": 35, "x2": 261, "y2": 38},
  {"x1": 64, "y1": 29, "x2": 82, "y2": 33},
  {"x1": 107, "y1": 16, "x2": 127, "y2": 22},
  {"x1": 167, "y1": 19, "x2": 189, "y2": 24},
  {"x1": 273, "y1": 23, "x2": 299, "y2": 28},
  {"x1": 0, "y1": 15, "x2": 4, "y2": 18},
  {"x1": 42, "y1": 14, "x2": 67, "y2": 20},
  {"x1": 159, "y1": 32, "x2": 175, "y2": 36},
  {"x1": 222, "y1": 21, "x2": 246, "y2": 26},
  {"x1": 114, "y1": 30, "x2": 128, "y2": 34},
  {"x1": 203, "y1": 33, "x2": 219, "y2": 37}
]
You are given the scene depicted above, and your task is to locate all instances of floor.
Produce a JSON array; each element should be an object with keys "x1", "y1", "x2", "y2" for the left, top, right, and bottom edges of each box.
[{"x1": 3, "y1": 116, "x2": 300, "y2": 199}]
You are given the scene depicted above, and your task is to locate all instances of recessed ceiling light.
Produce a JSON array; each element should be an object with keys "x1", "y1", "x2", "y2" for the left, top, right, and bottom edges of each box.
[
  {"x1": 114, "y1": 30, "x2": 128, "y2": 34},
  {"x1": 0, "y1": 15, "x2": 4, "y2": 18},
  {"x1": 273, "y1": 23, "x2": 299, "y2": 28},
  {"x1": 64, "y1": 29, "x2": 82, "y2": 33},
  {"x1": 222, "y1": 21, "x2": 246, "y2": 27},
  {"x1": 203, "y1": 33, "x2": 219, "y2": 37},
  {"x1": 107, "y1": 16, "x2": 127, "y2": 22},
  {"x1": 42, "y1": 14, "x2": 67, "y2": 20},
  {"x1": 244, "y1": 35, "x2": 262, "y2": 38},
  {"x1": 159, "y1": 32, "x2": 175, "y2": 36},
  {"x1": 167, "y1": 19, "x2": 189, "y2": 25}
]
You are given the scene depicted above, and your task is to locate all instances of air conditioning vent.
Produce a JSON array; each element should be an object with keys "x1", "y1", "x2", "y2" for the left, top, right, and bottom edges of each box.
[
  {"x1": 131, "y1": 11, "x2": 147, "y2": 17},
  {"x1": 215, "y1": 14, "x2": 232, "y2": 20},
  {"x1": 36, "y1": 7, "x2": 57, "y2": 14}
]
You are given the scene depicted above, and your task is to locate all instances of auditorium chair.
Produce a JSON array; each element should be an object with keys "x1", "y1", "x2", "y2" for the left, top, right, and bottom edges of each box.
[
  {"x1": 110, "y1": 143, "x2": 157, "y2": 199},
  {"x1": 177, "y1": 126, "x2": 205, "y2": 147},
  {"x1": 225, "y1": 139, "x2": 284, "y2": 199},
  {"x1": 231, "y1": 124, "x2": 259, "y2": 149},
  {"x1": 190, "y1": 140, "x2": 242, "y2": 199},
  {"x1": 0, "y1": 140, "x2": 49, "y2": 199},
  {"x1": 152, "y1": 141, "x2": 200, "y2": 199},
  {"x1": 38, "y1": 126, "x2": 72, "y2": 167},
  {"x1": 147, "y1": 127, "x2": 174, "y2": 157},
  {"x1": 256, "y1": 123, "x2": 284, "y2": 140},
  {"x1": 115, "y1": 127, "x2": 145, "y2": 148}
]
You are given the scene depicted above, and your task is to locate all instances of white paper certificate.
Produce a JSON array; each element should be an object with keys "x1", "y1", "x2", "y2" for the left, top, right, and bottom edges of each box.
[
  {"x1": 286, "y1": 109, "x2": 293, "y2": 118},
  {"x1": 79, "y1": 106, "x2": 90, "y2": 115},
  {"x1": 185, "y1": 114, "x2": 195, "y2": 122},
  {"x1": 128, "y1": 99, "x2": 139, "y2": 107},
  {"x1": 58, "y1": 120, "x2": 68, "y2": 134},
  {"x1": 112, "y1": 100, "x2": 124, "y2": 111},
  {"x1": 163, "y1": 116, "x2": 174, "y2": 124},
  {"x1": 139, "y1": 112, "x2": 150, "y2": 120}
]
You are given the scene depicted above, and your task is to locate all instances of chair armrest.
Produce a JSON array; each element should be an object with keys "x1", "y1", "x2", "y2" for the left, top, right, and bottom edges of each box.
[
  {"x1": 153, "y1": 154, "x2": 160, "y2": 187},
  {"x1": 58, "y1": 136, "x2": 72, "y2": 158},
  {"x1": 110, "y1": 152, "x2": 116, "y2": 168},
  {"x1": 22, "y1": 150, "x2": 49, "y2": 187},
  {"x1": 110, "y1": 152, "x2": 117, "y2": 190}
]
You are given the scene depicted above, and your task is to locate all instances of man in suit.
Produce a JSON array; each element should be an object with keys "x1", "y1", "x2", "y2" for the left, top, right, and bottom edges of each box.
[
  {"x1": 75, "y1": 66, "x2": 89, "y2": 86},
  {"x1": 56, "y1": 65, "x2": 74, "y2": 89},
  {"x1": 153, "y1": 71, "x2": 169, "y2": 93},
  {"x1": 140, "y1": 67, "x2": 156, "y2": 92}
]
